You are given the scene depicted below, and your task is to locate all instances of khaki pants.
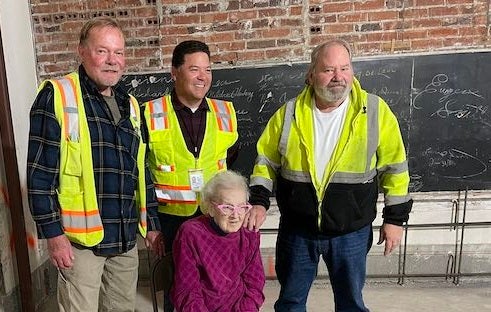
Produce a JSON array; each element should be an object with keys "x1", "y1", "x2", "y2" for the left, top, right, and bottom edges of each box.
[{"x1": 57, "y1": 246, "x2": 139, "y2": 312}]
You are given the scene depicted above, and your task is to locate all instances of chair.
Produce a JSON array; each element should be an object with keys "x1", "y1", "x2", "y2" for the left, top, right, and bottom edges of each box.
[{"x1": 148, "y1": 251, "x2": 174, "y2": 312}]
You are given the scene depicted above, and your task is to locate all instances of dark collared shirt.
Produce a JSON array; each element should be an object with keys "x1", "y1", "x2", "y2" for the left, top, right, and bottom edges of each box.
[
  {"x1": 170, "y1": 89, "x2": 239, "y2": 164},
  {"x1": 27, "y1": 66, "x2": 160, "y2": 255},
  {"x1": 171, "y1": 90, "x2": 209, "y2": 158}
]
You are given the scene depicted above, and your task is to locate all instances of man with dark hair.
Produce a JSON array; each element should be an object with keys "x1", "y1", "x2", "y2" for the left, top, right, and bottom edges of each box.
[
  {"x1": 249, "y1": 39, "x2": 412, "y2": 311},
  {"x1": 27, "y1": 17, "x2": 162, "y2": 311},
  {"x1": 142, "y1": 40, "x2": 239, "y2": 311}
]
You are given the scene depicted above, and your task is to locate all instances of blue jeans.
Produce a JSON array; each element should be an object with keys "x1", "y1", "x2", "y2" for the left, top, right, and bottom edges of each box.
[{"x1": 274, "y1": 224, "x2": 373, "y2": 312}]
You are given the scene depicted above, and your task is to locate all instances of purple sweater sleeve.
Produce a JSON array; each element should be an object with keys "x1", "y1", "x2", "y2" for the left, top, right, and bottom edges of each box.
[
  {"x1": 170, "y1": 225, "x2": 210, "y2": 312},
  {"x1": 238, "y1": 231, "x2": 266, "y2": 311}
]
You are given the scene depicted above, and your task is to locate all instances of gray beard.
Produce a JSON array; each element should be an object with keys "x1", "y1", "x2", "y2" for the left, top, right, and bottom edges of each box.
[{"x1": 314, "y1": 85, "x2": 351, "y2": 104}]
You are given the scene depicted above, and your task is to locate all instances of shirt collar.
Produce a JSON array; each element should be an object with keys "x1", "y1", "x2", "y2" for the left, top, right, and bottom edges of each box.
[{"x1": 171, "y1": 89, "x2": 210, "y2": 112}]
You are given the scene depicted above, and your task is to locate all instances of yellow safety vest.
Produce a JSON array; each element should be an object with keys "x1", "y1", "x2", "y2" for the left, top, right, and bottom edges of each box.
[
  {"x1": 143, "y1": 95, "x2": 238, "y2": 216},
  {"x1": 39, "y1": 72, "x2": 147, "y2": 247}
]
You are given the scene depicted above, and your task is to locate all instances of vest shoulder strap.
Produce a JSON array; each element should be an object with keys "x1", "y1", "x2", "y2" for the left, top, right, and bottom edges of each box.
[
  {"x1": 208, "y1": 98, "x2": 234, "y2": 132},
  {"x1": 50, "y1": 73, "x2": 82, "y2": 142}
]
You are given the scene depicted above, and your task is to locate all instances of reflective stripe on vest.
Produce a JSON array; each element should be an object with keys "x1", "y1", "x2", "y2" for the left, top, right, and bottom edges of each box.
[
  {"x1": 154, "y1": 184, "x2": 197, "y2": 204},
  {"x1": 52, "y1": 76, "x2": 81, "y2": 142},
  {"x1": 209, "y1": 99, "x2": 234, "y2": 132},
  {"x1": 148, "y1": 97, "x2": 169, "y2": 130},
  {"x1": 279, "y1": 93, "x2": 380, "y2": 184}
]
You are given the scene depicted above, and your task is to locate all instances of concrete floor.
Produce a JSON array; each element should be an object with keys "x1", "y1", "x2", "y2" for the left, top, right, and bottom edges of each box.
[
  {"x1": 135, "y1": 279, "x2": 491, "y2": 312},
  {"x1": 38, "y1": 279, "x2": 491, "y2": 311}
]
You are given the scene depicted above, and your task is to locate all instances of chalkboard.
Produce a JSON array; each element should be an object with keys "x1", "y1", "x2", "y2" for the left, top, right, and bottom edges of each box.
[{"x1": 119, "y1": 51, "x2": 491, "y2": 192}]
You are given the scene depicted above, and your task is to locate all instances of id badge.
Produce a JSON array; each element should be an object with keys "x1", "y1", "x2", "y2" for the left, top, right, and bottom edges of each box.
[{"x1": 189, "y1": 169, "x2": 204, "y2": 192}]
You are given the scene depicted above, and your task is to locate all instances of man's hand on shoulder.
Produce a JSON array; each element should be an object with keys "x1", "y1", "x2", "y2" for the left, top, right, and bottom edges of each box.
[
  {"x1": 243, "y1": 205, "x2": 267, "y2": 232},
  {"x1": 47, "y1": 235, "x2": 74, "y2": 269}
]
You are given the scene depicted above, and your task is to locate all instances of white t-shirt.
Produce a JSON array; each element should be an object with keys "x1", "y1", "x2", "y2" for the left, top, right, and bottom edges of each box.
[{"x1": 313, "y1": 97, "x2": 349, "y2": 182}]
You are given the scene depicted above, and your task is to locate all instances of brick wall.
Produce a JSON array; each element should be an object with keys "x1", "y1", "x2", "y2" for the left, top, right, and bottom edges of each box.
[{"x1": 30, "y1": 0, "x2": 491, "y2": 79}]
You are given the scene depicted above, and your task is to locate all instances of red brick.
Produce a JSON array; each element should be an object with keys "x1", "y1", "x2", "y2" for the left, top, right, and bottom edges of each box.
[
  {"x1": 413, "y1": 18, "x2": 441, "y2": 28},
  {"x1": 31, "y1": 4, "x2": 59, "y2": 14},
  {"x1": 236, "y1": 50, "x2": 265, "y2": 62},
  {"x1": 429, "y1": 6, "x2": 460, "y2": 17},
  {"x1": 366, "y1": 32, "x2": 397, "y2": 41},
  {"x1": 160, "y1": 26, "x2": 188, "y2": 36},
  {"x1": 415, "y1": 0, "x2": 445, "y2": 6},
  {"x1": 400, "y1": 8, "x2": 429, "y2": 19},
  {"x1": 447, "y1": 0, "x2": 473, "y2": 3},
  {"x1": 259, "y1": 28, "x2": 292, "y2": 39},
  {"x1": 172, "y1": 15, "x2": 200, "y2": 24},
  {"x1": 400, "y1": 29, "x2": 428, "y2": 39},
  {"x1": 323, "y1": 2, "x2": 353, "y2": 14},
  {"x1": 212, "y1": 51, "x2": 238, "y2": 64},
  {"x1": 354, "y1": 0, "x2": 385, "y2": 11},
  {"x1": 207, "y1": 32, "x2": 235, "y2": 43},
  {"x1": 36, "y1": 54, "x2": 56, "y2": 63},
  {"x1": 428, "y1": 27, "x2": 459, "y2": 37},
  {"x1": 246, "y1": 39, "x2": 277, "y2": 49},
  {"x1": 411, "y1": 38, "x2": 441, "y2": 49},
  {"x1": 326, "y1": 23, "x2": 353, "y2": 34},
  {"x1": 134, "y1": 47, "x2": 159, "y2": 58},
  {"x1": 368, "y1": 11, "x2": 399, "y2": 21},
  {"x1": 459, "y1": 26, "x2": 487, "y2": 37},
  {"x1": 278, "y1": 18, "x2": 303, "y2": 27},
  {"x1": 235, "y1": 31, "x2": 256, "y2": 40},
  {"x1": 232, "y1": 10, "x2": 257, "y2": 20},
  {"x1": 339, "y1": 13, "x2": 368, "y2": 23},
  {"x1": 290, "y1": 6, "x2": 303, "y2": 16},
  {"x1": 383, "y1": 20, "x2": 412, "y2": 30},
  {"x1": 201, "y1": 12, "x2": 229, "y2": 23},
  {"x1": 258, "y1": 8, "x2": 288, "y2": 17}
]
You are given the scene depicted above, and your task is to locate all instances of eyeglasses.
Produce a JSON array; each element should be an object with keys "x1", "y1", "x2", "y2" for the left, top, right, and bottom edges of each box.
[{"x1": 212, "y1": 202, "x2": 253, "y2": 216}]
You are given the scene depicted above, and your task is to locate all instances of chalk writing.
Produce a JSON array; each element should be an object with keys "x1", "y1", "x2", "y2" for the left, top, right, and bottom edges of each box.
[
  {"x1": 212, "y1": 79, "x2": 240, "y2": 87},
  {"x1": 423, "y1": 147, "x2": 487, "y2": 178},
  {"x1": 207, "y1": 87, "x2": 254, "y2": 102},
  {"x1": 430, "y1": 100, "x2": 488, "y2": 123},
  {"x1": 413, "y1": 74, "x2": 483, "y2": 109}
]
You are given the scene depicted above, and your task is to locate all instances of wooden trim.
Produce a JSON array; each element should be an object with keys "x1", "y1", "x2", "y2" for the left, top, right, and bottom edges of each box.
[{"x1": 0, "y1": 29, "x2": 34, "y2": 311}]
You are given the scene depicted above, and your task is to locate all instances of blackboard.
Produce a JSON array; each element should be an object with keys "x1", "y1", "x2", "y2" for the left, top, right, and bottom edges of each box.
[{"x1": 119, "y1": 51, "x2": 491, "y2": 192}]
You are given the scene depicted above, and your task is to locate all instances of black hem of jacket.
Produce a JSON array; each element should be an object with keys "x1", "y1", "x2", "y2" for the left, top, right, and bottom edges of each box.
[{"x1": 275, "y1": 175, "x2": 380, "y2": 235}]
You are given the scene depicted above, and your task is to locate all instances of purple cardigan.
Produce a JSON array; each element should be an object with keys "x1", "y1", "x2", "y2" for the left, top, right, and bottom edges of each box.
[{"x1": 171, "y1": 215, "x2": 265, "y2": 311}]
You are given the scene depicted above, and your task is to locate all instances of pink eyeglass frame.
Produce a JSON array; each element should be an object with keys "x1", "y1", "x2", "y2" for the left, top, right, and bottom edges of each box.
[{"x1": 211, "y1": 202, "x2": 253, "y2": 216}]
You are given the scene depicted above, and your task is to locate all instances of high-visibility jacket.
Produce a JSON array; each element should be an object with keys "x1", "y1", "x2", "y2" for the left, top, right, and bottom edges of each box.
[
  {"x1": 250, "y1": 79, "x2": 412, "y2": 234},
  {"x1": 39, "y1": 72, "x2": 148, "y2": 247},
  {"x1": 144, "y1": 95, "x2": 238, "y2": 216}
]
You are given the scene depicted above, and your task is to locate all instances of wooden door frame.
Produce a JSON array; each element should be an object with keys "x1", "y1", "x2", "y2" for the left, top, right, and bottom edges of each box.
[{"x1": 0, "y1": 28, "x2": 34, "y2": 312}]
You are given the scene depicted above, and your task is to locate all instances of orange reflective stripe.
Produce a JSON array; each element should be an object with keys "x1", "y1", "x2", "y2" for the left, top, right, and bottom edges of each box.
[
  {"x1": 155, "y1": 184, "x2": 191, "y2": 191},
  {"x1": 223, "y1": 101, "x2": 233, "y2": 132},
  {"x1": 158, "y1": 198, "x2": 198, "y2": 204},
  {"x1": 52, "y1": 80, "x2": 70, "y2": 139},
  {"x1": 63, "y1": 226, "x2": 104, "y2": 233},
  {"x1": 209, "y1": 99, "x2": 224, "y2": 131},
  {"x1": 60, "y1": 210, "x2": 99, "y2": 216},
  {"x1": 163, "y1": 97, "x2": 169, "y2": 129},
  {"x1": 149, "y1": 100, "x2": 156, "y2": 131},
  {"x1": 149, "y1": 98, "x2": 169, "y2": 130}
]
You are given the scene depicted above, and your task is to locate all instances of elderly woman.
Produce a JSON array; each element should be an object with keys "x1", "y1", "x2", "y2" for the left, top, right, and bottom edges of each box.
[{"x1": 170, "y1": 170, "x2": 265, "y2": 311}]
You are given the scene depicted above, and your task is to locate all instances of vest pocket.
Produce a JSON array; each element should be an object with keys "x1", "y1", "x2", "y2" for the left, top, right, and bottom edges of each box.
[
  {"x1": 64, "y1": 141, "x2": 82, "y2": 177},
  {"x1": 57, "y1": 190, "x2": 84, "y2": 212}
]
